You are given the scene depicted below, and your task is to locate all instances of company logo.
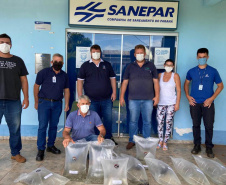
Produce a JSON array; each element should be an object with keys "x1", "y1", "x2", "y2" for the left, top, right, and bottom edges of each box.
[
  {"x1": 205, "y1": 74, "x2": 209, "y2": 77},
  {"x1": 114, "y1": 164, "x2": 119, "y2": 168},
  {"x1": 74, "y1": 2, "x2": 106, "y2": 22},
  {"x1": 72, "y1": 156, "x2": 77, "y2": 161}
]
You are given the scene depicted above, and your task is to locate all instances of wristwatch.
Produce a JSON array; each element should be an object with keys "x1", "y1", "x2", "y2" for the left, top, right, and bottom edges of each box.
[{"x1": 99, "y1": 134, "x2": 104, "y2": 138}]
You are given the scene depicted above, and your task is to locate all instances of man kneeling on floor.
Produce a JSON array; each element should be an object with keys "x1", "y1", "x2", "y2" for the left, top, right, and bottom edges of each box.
[{"x1": 62, "y1": 95, "x2": 106, "y2": 147}]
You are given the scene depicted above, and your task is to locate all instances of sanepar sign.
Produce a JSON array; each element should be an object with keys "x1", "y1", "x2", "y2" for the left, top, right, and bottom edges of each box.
[{"x1": 69, "y1": 0, "x2": 179, "y2": 29}]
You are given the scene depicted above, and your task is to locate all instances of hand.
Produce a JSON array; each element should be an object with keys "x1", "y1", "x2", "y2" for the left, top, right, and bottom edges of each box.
[
  {"x1": 34, "y1": 102, "x2": 38, "y2": 110},
  {"x1": 62, "y1": 138, "x2": 75, "y2": 148},
  {"x1": 187, "y1": 95, "x2": 196, "y2": 106},
  {"x1": 22, "y1": 98, "x2": 29, "y2": 109},
  {"x1": 120, "y1": 97, "x2": 125, "y2": 107},
  {"x1": 64, "y1": 104, "x2": 69, "y2": 112},
  {"x1": 174, "y1": 103, "x2": 180, "y2": 111},
  {"x1": 153, "y1": 96, "x2": 159, "y2": 106},
  {"x1": 111, "y1": 93, "x2": 116, "y2": 102},
  {"x1": 97, "y1": 135, "x2": 104, "y2": 143},
  {"x1": 203, "y1": 98, "x2": 213, "y2": 108}
]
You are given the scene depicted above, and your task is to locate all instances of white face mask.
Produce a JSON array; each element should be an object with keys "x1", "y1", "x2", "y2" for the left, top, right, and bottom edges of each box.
[
  {"x1": 136, "y1": 54, "x2": 144, "y2": 62},
  {"x1": 80, "y1": 105, "x2": 89, "y2": 114},
  {"x1": 0, "y1": 43, "x2": 11, "y2": 54},
  {"x1": 165, "y1": 66, "x2": 173, "y2": 73},
  {"x1": 92, "y1": 52, "x2": 100, "y2": 60}
]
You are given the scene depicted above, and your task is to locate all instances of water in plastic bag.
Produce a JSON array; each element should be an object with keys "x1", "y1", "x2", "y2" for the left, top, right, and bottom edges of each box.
[
  {"x1": 14, "y1": 166, "x2": 70, "y2": 185},
  {"x1": 120, "y1": 153, "x2": 149, "y2": 185},
  {"x1": 170, "y1": 157, "x2": 210, "y2": 185},
  {"x1": 144, "y1": 157, "x2": 181, "y2": 185},
  {"x1": 133, "y1": 135, "x2": 159, "y2": 161},
  {"x1": 86, "y1": 139, "x2": 115, "y2": 184},
  {"x1": 193, "y1": 155, "x2": 226, "y2": 184},
  {"x1": 101, "y1": 157, "x2": 129, "y2": 185},
  {"x1": 63, "y1": 140, "x2": 89, "y2": 181}
]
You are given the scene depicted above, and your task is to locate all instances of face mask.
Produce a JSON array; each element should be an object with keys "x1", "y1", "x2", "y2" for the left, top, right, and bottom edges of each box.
[
  {"x1": 80, "y1": 105, "x2": 89, "y2": 114},
  {"x1": 0, "y1": 43, "x2": 11, "y2": 54},
  {"x1": 198, "y1": 58, "x2": 207, "y2": 65},
  {"x1": 136, "y1": 54, "x2": 144, "y2": 62},
  {"x1": 165, "y1": 66, "x2": 173, "y2": 73},
  {"x1": 92, "y1": 52, "x2": 100, "y2": 60},
  {"x1": 52, "y1": 61, "x2": 63, "y2": 71}
]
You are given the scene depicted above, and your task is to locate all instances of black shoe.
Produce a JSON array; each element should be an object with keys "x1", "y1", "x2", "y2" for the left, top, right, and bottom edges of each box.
[
  {"x1": 46, "y1": 146, "x2": 61, "y2": 154},
  {"x1": 111, "y1": 137, "x2": 118, "y2": 145},
  {"x1": 206, "y1": 147, "x2": 215, "y2": 158},
  {"x1": 191, "y1": 144, "x2": 201, "y2": 154},
  {"x1": 36, "y1": 150, "x2": 45, "y2": 161}
]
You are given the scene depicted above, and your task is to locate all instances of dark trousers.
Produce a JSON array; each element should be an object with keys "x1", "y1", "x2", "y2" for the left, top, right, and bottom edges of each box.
[
  {"x1": 37, "y1": 99, "x2": 62, "y2": 150},
  {"x1": 190, "y1": 103, "x2": 215, "y2": 148}
]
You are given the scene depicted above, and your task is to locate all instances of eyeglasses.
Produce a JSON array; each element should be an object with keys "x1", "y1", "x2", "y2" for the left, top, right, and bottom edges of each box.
[{"x1": 53, "y1": 61, "x2": 63, "y2": 63}]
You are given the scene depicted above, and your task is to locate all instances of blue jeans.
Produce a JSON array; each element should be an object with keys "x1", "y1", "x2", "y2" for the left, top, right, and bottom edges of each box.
[
  {"x1": 90, "y1": 98, "x2": 112, "y2": 139},
  {"x1": 0, "y1": 100, "x2": 22, "y2": 156},
  {"x1": 84, "y1": 134, "x2": 98, "y2": 141},
  {"x1": 129, "y1": 100, "x2": 153, "y2": 142},
  {"x1": 37, "y1": 99, "x2": 62, "y2": 150}
]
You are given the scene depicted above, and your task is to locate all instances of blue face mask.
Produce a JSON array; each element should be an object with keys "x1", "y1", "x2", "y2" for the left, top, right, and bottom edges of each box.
[{"x1": 198, "y1": 58, "x2": 207, "y2": 65}]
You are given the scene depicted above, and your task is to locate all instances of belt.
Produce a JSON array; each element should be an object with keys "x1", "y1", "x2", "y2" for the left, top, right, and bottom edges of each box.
[{"x1": 39, "y1": 98, "x2": 61, "y2": 102}]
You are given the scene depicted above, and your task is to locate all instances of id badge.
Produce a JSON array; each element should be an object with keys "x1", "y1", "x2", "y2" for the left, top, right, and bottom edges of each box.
[
  {"x1": 199, "y1": 84, "x2": 203, "y2": 90},
  {"x1": 52, "y1": 76, "x2": 56, "y2": 83}
]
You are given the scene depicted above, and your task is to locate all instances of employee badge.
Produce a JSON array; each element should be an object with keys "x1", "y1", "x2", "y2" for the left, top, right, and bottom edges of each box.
[
  {"x1": 52, "y1": 76, "x2": 56, "y2": 83},
  {"x1": 199, "y1": 84, "x2": 203, "y2": 90}
]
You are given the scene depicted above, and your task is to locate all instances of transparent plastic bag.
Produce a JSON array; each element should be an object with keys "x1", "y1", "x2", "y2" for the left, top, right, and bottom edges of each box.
[
  {"x1": 14, "y1": 167, "x2": 70, "y2": 185},
  {"x1": 101, "y1": 157, "x2": 129, "y2": 185},
  {"x1": 120, "y1": 153, "x2": 149, "y2": 185},
  {"x1": 134, "y1": 135, "x2": 159, "y2": 160},
  {"x1": 170, "y1": 157, "x2": 210, "y2": 185},
  {"x1": 144, "y1": 157, "x2": 181, "y2": 185},
  {"x1": 86, "y1": 139, "x2": 115, "y2": 184},
  {"x1": 193, "y1": 155, "x2": 226, "y2": 184},
  {"x1": 63, "y1": 140, "x2": 89, "y2": 181}
]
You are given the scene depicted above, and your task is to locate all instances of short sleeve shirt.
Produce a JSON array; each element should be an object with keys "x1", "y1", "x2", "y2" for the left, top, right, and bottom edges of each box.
[
  {"x1": 35, "y1": 67, "x2": 69, "y2": 101},
  {"x1": 77, "y1": 59, "x2": 116, "y2": 101},
  {"x1": 0, "y1": 55, "x2": 29, "y2": 100},
  {"x1": 186, "y1": 65, "x2": 222, "y2": 103},
  {"x1": 123, "y1": 61, "x2": 158, "y2": 100},
  {"x1": 65, "y1": 110, "x2": 103, "y2": 141}
]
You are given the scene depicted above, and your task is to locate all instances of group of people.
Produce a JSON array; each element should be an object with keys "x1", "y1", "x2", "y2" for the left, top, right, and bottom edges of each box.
[{"x1": 0, "y1": 33, "x2": 223, "y2": 165}]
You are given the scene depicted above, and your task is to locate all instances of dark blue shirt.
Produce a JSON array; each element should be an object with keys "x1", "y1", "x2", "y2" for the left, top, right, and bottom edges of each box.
[
  {"x1": 186, "y1": 65, "x2": 222, "y2": 103},
  {"x1": 35, "y1": 67, "x2": 69, "y2": 101},
  {"x1": 123, "y1": 61, "x2": 158, "y2": 100},
  {"x1": 65, "y1": 110, "x2": 103, "y2": 141},
  {"x1": 77, "y1": 59, "x2": 116, "y2": 101}
]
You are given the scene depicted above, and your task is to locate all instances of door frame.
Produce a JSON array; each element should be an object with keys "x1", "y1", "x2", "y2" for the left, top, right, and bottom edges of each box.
[{"x1": 65, "y1": 28, "x2": 179, "y2": 137}]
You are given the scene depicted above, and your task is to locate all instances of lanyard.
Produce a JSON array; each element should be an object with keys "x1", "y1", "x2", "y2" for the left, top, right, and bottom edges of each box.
[{"x1": 198, "y1": 67, "x2": 207, "y2": 85}]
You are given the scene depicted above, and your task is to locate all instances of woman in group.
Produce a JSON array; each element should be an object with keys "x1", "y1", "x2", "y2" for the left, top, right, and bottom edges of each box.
[{"x1": 157, "y1": 59, "x2": 181, "y2": 150}]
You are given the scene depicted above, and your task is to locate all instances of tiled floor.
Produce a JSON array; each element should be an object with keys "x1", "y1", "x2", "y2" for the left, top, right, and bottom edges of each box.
[{"x1": 0, "y1": 138, "x2": 225, "y2": 185}]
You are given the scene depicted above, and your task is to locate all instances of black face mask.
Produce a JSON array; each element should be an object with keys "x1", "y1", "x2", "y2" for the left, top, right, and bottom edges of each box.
[{"x1": 52, "y1": 61, "x2": 63, "y2": 71}]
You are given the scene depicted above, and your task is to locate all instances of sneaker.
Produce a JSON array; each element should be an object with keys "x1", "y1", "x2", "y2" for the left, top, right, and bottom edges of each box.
[
  {"x1": 206, "y1": 147, "x2": 215, "y2": 158},
  {"x1": 11, "y1": 154, "x2": 26, "y2": 163},
  {"x1": 191, "y1": 144, "x2": 201, "y2": 154},
  {"x1": 46, "y1": 145, "x2": 61, "y2": 154},
  {"x1": 111, "y1": 137, "x2": 118, "y2": 145},
  {"x1": 126, "y1": 142, "x2": 135, "y2": 150}
]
